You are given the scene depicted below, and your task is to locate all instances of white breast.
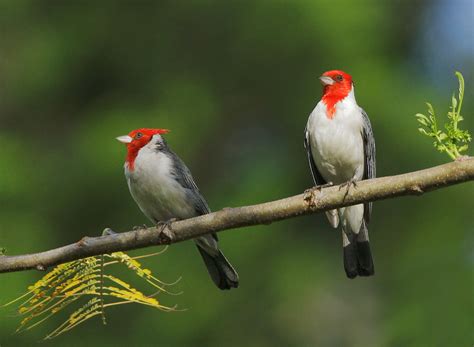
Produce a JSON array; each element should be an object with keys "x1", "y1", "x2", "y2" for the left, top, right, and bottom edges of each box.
[
  {"x1": 124, "y1": 137, "x2": 196, "y2": 223},
  {"x1": 306, "y1": 89, "x2": 365, "y2": 184}
]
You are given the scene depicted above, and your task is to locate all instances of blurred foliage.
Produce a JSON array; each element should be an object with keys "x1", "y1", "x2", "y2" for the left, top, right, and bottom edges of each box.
[
  {"x1": 0, "y1": 1, "x2": 472, "y2": 347},
  {"x1": 3, "y1": 248, "x2": 178, "y2": 340},
  {"x1": 416, "y1": 71, "x2": 471, "y2": 159}
]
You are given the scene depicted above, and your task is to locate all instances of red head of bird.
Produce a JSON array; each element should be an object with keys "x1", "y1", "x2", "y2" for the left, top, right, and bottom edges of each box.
[
  {"x1": 116, "y1": 128, "x2": 170, "y2": 170},
  {"x1": 319, "y1": 70, "x2": 353, "y2": 118}
]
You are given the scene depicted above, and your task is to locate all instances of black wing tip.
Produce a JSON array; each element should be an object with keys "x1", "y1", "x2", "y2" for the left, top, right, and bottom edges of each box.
[
  {"x1": 343, "y1": 242, "x2": 358, "y2": 279},
  {"x1": 197, "y1": 246, "x2": 239, "y2": 290},
  {"x1": 343, "y1": 239, "x2": 375, "y2": 279},
  {"x1": 356, "y1": 241, "x2": 375, "y2": 276},
  {"x1": 216, "y1": 277, "x2": 239, "y2": 290}
]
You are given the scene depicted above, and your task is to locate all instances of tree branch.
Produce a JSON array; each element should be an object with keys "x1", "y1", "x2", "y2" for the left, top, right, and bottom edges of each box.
[{"x1": 1, "y1": 158, "x2": 473, "y2": 274}]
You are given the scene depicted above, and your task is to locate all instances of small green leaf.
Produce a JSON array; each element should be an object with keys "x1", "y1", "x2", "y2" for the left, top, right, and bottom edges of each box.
[
  {"x1": 451, "y1": 94, "x2": 457, "y2": 109},
  {"x1": 417, "y1": 119, "x2": 428, "y2": 126},
  {"x1": 455, "y1": 71, "x2": 464, "y2": 101},
  {"x1": 438, "y1": 133, "x2": 448, "y2": 140},
  {"x1": 415, "y1": 113, "x2": 429, "y2": 121},
  {"x1": 418, "y1": 128, "x2": 429, "y2": 135},
  {"x1": 426, "y1": 103, "x2": 435, "y2": 116},
  {"x1": 416, "y1": 115, "x2": 430, "y2": 127},
  {"x1": 458, "y1": 145, "x2": 468, "y2": 152}
]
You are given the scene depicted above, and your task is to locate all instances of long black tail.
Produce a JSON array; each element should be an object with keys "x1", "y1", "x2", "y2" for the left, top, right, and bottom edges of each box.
[
  {"x1": 196, "y1": 246, "x2": 239, "y2": 290},
  {"x1": 343, "y1": 228, "x2": 374, "y2": 279}
]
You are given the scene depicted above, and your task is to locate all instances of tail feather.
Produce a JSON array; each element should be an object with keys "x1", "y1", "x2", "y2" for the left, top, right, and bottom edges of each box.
[
  {"x1": 342, "y1": 224, "x2": 375, "y2": 278},
  {"x1": 341, "y1": 205, "x2": 375, "y2": 278},
  {"x1": 356, "y1": 241, "x2": 374, "y2": 276},
  {"x1": 196, "y1": 246, "x2": 239, "y2": 290},
  {"x1": 356, "y1": 223, "x2": 374, "y2": 276},
  {"x1": 343, "y1": 232, "x2": 358, "y2": 279}
]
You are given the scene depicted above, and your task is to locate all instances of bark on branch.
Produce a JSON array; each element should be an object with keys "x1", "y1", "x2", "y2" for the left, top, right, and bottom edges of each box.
[{"x1": 1, "y1": 158, "x2": 473, "y2": 274}]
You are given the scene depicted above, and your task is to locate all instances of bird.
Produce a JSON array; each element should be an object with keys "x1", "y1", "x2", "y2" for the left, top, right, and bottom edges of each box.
[
  {"x1": 304, "y1": 70, "x2": 376, "y2": 278},
  {"x1": 116, "y1": 128, "x2": 239, "y2": 289}
]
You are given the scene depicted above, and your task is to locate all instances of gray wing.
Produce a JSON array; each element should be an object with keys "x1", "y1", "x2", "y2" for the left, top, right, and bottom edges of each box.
[
  {"x1": 168, "y1": 151, "x2": 218, "y2": 242},
  {"x1": 361, "y1": 108, "x2": 376, "y2": 223},
  {"x1": 304, "y1": 125, "x2": 327, "y2": 186},
  {"x1": 169, "y1": 152, "x2": 211, "y2": 215}
]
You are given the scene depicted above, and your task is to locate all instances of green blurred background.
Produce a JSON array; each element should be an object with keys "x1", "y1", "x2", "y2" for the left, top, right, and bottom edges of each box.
[{"x1": 0, "y1": 1, "x2": 473, "y2": 346}]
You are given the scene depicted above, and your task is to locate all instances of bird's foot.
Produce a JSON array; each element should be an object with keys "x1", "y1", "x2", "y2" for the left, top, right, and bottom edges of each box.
[
  {"x1": 133, "y1": 224, "x2": 148, "y2": 231},
  {"x1": 156, "y1": 219, "x2": 177, "y2": 244},
  {"x1": 339, "y1": 179, "x2": 358, "y2": 200},
  {"x1": 303, "y1": 188, "x2": 315, "y2": 207},
  {"x1": 304, "y1": 182, "x2": 333, "y2": 198},
  {"x1": 304, "y1": 182, "x2": 334, "y2": 207}
]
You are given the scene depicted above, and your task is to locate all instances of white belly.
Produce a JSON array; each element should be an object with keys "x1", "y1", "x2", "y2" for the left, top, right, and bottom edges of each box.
[
  {"x1": 126, "y1": 148, "x2": 196, "y2": 223},
  {"x1": 307, "y1": 100, "x2": 364, "y2": 184}
]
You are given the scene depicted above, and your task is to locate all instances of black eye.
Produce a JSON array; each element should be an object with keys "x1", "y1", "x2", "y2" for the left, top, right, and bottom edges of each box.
[
  {"x1": 135, "y1": 132, "x2": 143, "y2": 139},
  {"x1": 335, "y1": 75, "x2": 343, "y2": 82}
]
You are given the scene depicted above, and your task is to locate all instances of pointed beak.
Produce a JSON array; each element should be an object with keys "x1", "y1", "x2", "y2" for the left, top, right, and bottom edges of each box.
[
  {"x1": 319, "y1": 76, "x2": 334, "y2": 86},
  {"x1": 116, "y1": 135, "x2": 133, "y2": 144}
]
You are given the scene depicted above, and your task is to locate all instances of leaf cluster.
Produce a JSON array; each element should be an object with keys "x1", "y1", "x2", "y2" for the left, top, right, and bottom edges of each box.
[
  {"x1": 2, "y1": 249, "x2": 180, "y2": 340},
  {"x1": 415, "y1": 72, "x2": 471, "y2": 160}
]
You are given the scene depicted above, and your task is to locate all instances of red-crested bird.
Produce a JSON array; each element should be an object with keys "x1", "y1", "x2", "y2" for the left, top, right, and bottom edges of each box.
[
  {"x1": 304, "y1": 70, "x2": 376, "y2": 278},
  {"x1": 117, "y1": 128, "x2": 239, "y2": 289}
]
